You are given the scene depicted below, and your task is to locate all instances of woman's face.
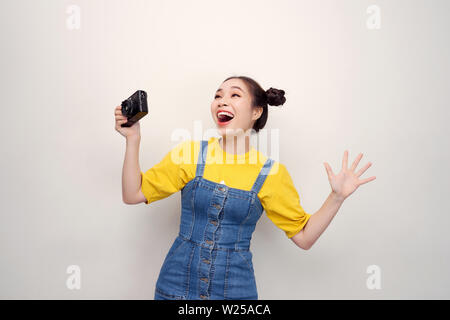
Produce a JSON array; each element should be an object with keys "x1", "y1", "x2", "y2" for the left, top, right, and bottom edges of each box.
[{"x1": 211, "y1": 78, "x2": 263, "y2": 137}]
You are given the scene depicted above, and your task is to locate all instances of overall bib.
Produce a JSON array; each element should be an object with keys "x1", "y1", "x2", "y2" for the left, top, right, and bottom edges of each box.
[{"x1": 154, "y1": 140, "x2": 274, "y2": 300}]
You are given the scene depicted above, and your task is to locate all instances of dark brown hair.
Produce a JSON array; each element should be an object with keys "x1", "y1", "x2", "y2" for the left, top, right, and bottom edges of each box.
[{"x1": 223, "y1": 76, "x2": 286, "y2": 133}]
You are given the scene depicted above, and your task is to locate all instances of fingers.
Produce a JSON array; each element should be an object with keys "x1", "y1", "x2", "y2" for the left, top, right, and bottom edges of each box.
[
  {"x1": 350, "y1": 153, "x2": 363, "y2": 172},
  {"x1": 114, "y1": 106, "x2": 126, "y2": 119},
  {"x1": 356, "y1": 162, "x2": 372, "y2": 177},
  {"x1": 115, "y1": 119, "x2": 127, "y2": 130},
  {"x1": 116, "y1": 114, "x2": 126, "y2": 120},
  {"x1": 116, "y1": 118, "x2": 128, "y2": 128},
  {"x1": 115, "y1": 105, "x2": 127, "y2": 129},
  {"x1": 358, "y1": 176, "x2": 376, "y2": 186},
  {"x1": 323, "y1": 162, "x2": 334, "y2": 179},
  {"x1": 114, "y1": 106, "x2": 130, "y2": 134},
  {"x1": 342, "y1": 150, "x2": 348, "y2": 170}
]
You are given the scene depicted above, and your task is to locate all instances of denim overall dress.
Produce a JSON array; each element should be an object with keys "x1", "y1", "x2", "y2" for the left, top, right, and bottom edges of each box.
[{"x1": 154, "y1": 140, "x2": 274, "y2": 300}]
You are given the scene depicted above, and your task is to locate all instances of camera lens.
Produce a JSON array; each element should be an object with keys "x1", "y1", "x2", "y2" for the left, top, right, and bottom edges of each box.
[{"x1": 121, "y1": 99, "x2": 133, "y2": 116}]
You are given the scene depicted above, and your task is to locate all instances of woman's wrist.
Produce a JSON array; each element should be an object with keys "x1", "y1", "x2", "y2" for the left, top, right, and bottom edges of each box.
[
  {"x1": 330, "y1": 191, "x2": 345, "y2": 203},
  {"x1": 126, "y1": 134, "x2": 141, "y2": 144}
]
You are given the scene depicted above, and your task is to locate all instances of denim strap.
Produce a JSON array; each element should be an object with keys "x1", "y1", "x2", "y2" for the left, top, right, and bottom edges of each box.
[
  {"x1": 250, "y1": 158, "x2": 274, "y2": 194},
  {"x1": 195, "y1": 140, "x2": 208, "y2": 177}
]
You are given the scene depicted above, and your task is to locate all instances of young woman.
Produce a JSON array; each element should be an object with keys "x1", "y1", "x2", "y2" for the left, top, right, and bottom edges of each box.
[{"x1": 115, "y1": 76, "x2": 376, "y2": 300}]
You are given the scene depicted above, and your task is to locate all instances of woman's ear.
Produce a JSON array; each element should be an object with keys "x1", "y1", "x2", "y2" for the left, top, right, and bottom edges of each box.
[{"x1": 252, "y1": 106, "x2": 263, "y2": 121}]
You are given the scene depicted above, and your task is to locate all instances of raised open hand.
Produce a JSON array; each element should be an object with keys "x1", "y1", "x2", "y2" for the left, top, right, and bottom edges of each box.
[{"x1": 323, "y1": 150, "x2": 376, "y2": 201}]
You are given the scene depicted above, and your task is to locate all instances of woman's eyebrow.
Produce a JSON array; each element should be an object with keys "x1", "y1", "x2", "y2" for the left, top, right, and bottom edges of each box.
[{"x1": 216, "y1": 86, "x2": 244, "y2": 93}]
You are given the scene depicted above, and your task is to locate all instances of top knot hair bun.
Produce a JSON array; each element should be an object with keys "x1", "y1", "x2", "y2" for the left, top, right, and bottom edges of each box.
[{"x1": 265, "y1": 87, "x2": 286, "y2": 107}]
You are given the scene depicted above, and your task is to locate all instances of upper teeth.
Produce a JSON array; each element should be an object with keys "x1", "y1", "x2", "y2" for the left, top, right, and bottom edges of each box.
[{"x1": 218, "y1": 111, "x2": 234, "y2": 118}]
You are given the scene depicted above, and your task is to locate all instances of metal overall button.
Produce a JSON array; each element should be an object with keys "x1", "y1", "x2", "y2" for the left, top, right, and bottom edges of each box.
[
  {"x1": 200, "y1": 277, "x2": 209, "y2": 283},
  {"x1": 218, "y1": 186, "x2": 226, "y2": 192},
  {"x1": 210, "y1": 220, "x2": 218, "y2": 226},
  {"x1": 202, "y1": 259, "x2": 210, "y2": 264},
  {"x1": 205, "y1": 240, "x2": 213, "y2": 245},
  {"x1": 200, "y1": 294, "x2": 208, "y2": 300},
  {"x1": 213, "y1": 204, "x2": 221, "y2": 209}
]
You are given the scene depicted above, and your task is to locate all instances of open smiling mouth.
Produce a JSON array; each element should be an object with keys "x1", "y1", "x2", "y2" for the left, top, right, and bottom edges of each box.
[{"x1": 217, "y1": 110, "x2": 235, "y2": 126}]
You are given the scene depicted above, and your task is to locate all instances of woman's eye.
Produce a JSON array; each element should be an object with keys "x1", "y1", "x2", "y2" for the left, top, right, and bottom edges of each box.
[{"x1": 214, "y1": 94, "x2": 240, "y2": 99}]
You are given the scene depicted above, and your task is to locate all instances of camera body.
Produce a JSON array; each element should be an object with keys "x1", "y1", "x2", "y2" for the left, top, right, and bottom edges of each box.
[{"x1": 120, "y1": 90, "x2": 148, "y2": 127}]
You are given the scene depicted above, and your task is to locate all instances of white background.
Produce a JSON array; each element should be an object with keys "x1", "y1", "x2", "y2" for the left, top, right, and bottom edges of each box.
[{"x1": 0, "y1": 0, "x2": 449, "y2": 299}]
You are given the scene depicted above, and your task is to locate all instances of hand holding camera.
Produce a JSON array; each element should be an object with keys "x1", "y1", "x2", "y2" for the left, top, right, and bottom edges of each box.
[{"x1": 115, "y1": 90, "x2": 148, "y2": 139}]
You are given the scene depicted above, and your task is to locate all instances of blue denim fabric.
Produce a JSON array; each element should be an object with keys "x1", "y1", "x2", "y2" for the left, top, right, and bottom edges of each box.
[{"x1": 154, "y1": 140, "x2": 274, "y2": 300}]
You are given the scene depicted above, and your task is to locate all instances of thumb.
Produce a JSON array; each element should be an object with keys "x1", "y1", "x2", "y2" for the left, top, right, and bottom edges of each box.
[{"x1": 323, "y1": 162, "x2": 332, "y2": 178}]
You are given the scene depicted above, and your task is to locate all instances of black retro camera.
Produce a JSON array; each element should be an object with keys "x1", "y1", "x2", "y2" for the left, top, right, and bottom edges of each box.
[{"x1": 120, "y1": 90, "x2": 148, "y2": 127}]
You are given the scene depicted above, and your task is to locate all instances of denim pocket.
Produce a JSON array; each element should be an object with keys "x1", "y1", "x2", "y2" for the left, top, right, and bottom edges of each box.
[
  {"x1": 165, "y1": 236, "x2": 186, "y2": 260},
  {"x1": 155, "y1": 237, "x2": 191, "y2": 299},
  {"x1": 224, "y1": 251, "x2": 257, "y2": 300},
  {"x1": 237, "y1": 251, "x2": 254, "y2": 274}
]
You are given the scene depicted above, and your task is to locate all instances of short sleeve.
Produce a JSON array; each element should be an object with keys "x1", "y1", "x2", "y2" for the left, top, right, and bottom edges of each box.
[
  {"x1": 140, "y1": 140, "x2": 193, "y2": 205},
  {"x1": 261, "y1": 163, "x2": 312, "y2": 238}
]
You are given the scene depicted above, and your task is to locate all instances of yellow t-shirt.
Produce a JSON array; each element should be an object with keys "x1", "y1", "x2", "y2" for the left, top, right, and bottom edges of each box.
[{"x1": 140, "y1": 137, "x2": 311, "y2": 239}]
